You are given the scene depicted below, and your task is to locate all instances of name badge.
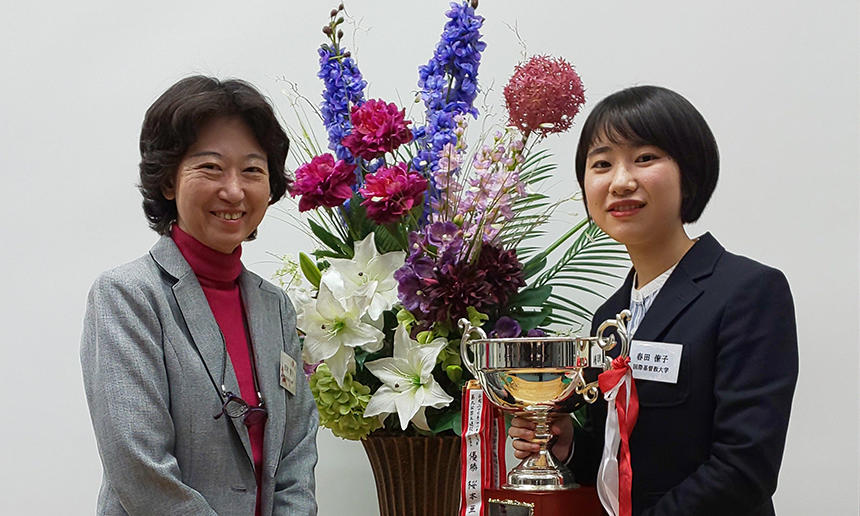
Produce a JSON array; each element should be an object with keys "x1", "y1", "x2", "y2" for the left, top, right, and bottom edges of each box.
[
  {"x1": 280, "y1": 350, "x2": 297, "y2": 395},
  {"x1": 629, "y1": 340, "x2": 682, "y2": 384}
]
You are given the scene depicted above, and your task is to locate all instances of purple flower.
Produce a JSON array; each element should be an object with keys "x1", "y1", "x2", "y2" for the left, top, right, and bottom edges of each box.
[
  {"x1": 394, "y1": 241, "x2": 524, "y2": 327},
  {"x1": 413, "y1": 1, "x2": 486, "y2": 177},
  {"x1": 491, "y1": 317, "x2": 521, "y2": 338},
  {"x1": 318, "y1": 44, "x2": 367, "y2": 163},
  {"x1": 303, "y1": 360, "x2": 321, "y2": 378},
  {"x1": 526, "y1": 329, "x2": 547, "y2": 337},
  {"x1": 394, "y1": 257, "x2": 438, "y2": 314},
  {"x1": 426, "y1": 221, "x2": 463, "y2": 257},
  {"x1": 476, "y1": 244, "x2": 526, "y2": 308}
]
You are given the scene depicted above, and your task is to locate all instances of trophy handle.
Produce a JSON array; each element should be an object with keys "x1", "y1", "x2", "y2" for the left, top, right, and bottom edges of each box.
[
  {"x1": 457, "y1": 318, "x2": 486, "y2": 378},
  {"x1": 596, "y1": 309, "x2": 632, "y2": 363}
]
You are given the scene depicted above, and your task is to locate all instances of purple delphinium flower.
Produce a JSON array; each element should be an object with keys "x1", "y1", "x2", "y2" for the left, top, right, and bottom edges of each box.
[
  {"x1": 413, "y1": 1, "x2": 486, "y2": 177},
  {"x1": 491, "y1": 316, "x2": 521, "y2": 338},
  {"x1": 318, "y1": 43, "x2": 367, "y2": 163},
  {"x1": 526, "y1": 328, "x2": 547, "y2": 337}
]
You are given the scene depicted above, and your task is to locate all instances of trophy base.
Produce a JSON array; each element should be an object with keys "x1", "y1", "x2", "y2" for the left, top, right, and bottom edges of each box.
[
  {"x1": 505, "y1": 465, "x2": 575, "y2": 491},
  {"x1": 484, "y1": 486, "x2": 603, "y2": 516}
]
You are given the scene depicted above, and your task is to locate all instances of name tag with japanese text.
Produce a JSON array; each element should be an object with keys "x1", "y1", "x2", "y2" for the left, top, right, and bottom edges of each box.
[
  {"x1": 629, "y1": 340, "x2": 682, "y2": 384},
  {"x1": 280, "y1": 350, "x2": 297, "y2": 395}
]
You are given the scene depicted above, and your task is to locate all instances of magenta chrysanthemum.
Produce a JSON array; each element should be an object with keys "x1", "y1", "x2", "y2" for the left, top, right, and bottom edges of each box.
[
  {"x1": 341, "y1": 99, "x2": 414, "y2": 160},
  {"x1": 503, "y1": 55, "x2": 585, "y2": 138},
  {"x1": 290, "y1": 154, "x2": 357, "y2": 212},
  {"x1": 359, "y1": 164, "x2": 428, "y2": 224}
]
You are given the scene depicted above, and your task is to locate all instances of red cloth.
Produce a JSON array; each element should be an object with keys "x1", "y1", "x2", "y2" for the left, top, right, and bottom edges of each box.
[
  {"x1": 172, "y1": 226, "x2": 264, "y2": 516},
  {"x1": 598, "y1": 356, "x2": 639, "y2": 516}
]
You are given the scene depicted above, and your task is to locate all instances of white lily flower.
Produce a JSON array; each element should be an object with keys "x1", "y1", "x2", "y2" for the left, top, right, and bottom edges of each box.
[
  {"x1": 364, "y1": 324, "x2": 454, "y2": 430},
  {"x1": 322, "y1": 233, "x2": 405, "y2": 321},
  {"x1": 286, "y1": 284, "x2": 314, "y2": 323},
  {"x1": 297, "y1": 282, "x2": 384, "y2": 386}
]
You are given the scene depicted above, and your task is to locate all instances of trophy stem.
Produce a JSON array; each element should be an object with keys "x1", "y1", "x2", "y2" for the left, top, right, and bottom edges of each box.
[{"x1": 505, "y1": 408, "x2": 575, "y2": 490}]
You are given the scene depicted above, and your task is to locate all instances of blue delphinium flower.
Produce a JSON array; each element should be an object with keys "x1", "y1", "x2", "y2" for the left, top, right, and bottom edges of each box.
[
  {"x1": 413, "y1": 1, "x2": 486, "y2": 176},
  {"x1": 318, "y1": 43, "x2": 367, "y2": 163}
]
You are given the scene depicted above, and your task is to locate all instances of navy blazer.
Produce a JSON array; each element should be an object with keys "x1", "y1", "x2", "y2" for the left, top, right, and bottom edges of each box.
[{"x1": 572, "y1": 233, "x2": 798, "y2": 516}]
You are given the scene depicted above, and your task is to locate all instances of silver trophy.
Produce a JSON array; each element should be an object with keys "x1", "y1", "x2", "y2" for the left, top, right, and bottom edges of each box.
[{"x1": 459, "y1": 311, "x2": 631, "y2": 491}]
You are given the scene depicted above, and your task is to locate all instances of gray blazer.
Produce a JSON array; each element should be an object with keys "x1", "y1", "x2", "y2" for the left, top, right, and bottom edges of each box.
[{"x1": 81, "y1": 236, "x2": 318, "y2": 515}]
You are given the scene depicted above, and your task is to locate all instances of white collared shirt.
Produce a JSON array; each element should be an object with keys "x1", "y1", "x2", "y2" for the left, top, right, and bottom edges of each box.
[{"x1": 627, "y1": 264, "x2": 677, "y2": 338}]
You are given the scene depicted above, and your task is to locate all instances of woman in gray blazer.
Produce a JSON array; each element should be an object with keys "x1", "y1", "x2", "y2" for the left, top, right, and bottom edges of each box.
[{"x1": 81, "y1": 76, "x2": 318, "y2": 515}]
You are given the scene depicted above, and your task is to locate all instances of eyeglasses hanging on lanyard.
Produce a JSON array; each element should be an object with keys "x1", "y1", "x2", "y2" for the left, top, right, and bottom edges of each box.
[{"x1": 213, "y1": 329, "x2": 268, "y2": 427}]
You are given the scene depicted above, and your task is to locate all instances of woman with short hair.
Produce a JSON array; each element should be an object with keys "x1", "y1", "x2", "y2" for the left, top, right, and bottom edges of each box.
[
  {"x1": 510, "y1": 85, "x2": 798, "y2": 516},
  {"x1": 81, "y1": 75, "x2": 318, "y2": 516}
]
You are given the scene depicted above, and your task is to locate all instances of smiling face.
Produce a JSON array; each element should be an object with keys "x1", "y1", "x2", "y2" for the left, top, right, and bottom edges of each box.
[
  {"x1": 583, "y1": 135, "x2": 684, "y2": 248},
  {"x1": 164, "y1": 116, "x2": 271, "y2": 254}
]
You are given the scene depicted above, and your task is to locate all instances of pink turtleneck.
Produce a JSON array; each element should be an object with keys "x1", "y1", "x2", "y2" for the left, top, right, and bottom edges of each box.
[{"x1": 171, "y1": 226, "x2": 264, "y2": 515}]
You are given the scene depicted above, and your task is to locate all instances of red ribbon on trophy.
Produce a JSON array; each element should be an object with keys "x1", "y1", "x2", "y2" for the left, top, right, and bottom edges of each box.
[
  {"x1": 460, "y1": 380, "x2": 506, "y2": 516},
  {"x1": 597, "y1": 356, "x2": 639, "y2": 516}
]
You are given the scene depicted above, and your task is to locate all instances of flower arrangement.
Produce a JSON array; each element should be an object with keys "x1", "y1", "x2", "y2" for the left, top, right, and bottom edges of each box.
[{"x1": 278, "y1": 1, "x2": 627, "y2": 441}]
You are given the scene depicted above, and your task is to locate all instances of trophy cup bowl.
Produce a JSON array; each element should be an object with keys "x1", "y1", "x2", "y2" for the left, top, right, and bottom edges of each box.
[{"x1": 459, "y1": 312, "x2": 630, "y2": 491}]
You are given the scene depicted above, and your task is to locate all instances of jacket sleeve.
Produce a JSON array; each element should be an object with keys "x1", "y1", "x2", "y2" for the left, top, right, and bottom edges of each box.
[
  {"x1": 272, "y1": 290, "x2": 319, "y2": 516},
  {"x1": 643, "y1": 267, "x2": 799, "y2": 516},
  {"x1": 80, "y1": 271, "x2": 217, "y2": 515}
]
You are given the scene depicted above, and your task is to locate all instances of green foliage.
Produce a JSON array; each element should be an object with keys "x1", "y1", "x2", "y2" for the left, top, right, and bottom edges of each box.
[
  {"x1": 530, "y1": 221, "x2": 629, "y2": 327},
  {"x1": 308, "y1": 218, "x2": 353, "y2": 258},
  {"x1": 465, "y1": 306, "x2": 489, "y2": 328},
  {"x1": 298, "y1": 252, "x2": 322, "y2": 288}
]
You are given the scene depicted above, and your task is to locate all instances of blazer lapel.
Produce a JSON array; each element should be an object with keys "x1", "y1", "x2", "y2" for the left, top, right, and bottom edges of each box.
[
  {"x1": 593, "y1": 268, "x2": 634, "y2": 332},
  {"x1": 150, "y1": 236, "x2": 253, "y2": 463},
  {"x1": 632, "y1": 233, "x2": 724, "y2": 342},
  {"x1": 239, "y1": 270, "x2": 287, "y2": 480}
]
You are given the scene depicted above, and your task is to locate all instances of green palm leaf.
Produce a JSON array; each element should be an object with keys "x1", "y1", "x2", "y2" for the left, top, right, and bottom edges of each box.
[{"x1": 521, "y1": 220, "x2": 629, "y2": 329}]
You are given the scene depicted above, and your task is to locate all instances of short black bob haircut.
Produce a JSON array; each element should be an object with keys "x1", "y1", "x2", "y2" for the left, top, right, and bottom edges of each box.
[
  {"x1": 574, "y1": 85, "x2": 719, "y2": 223},
  {"x1": 138, "y1": 75, "x2": 291, "y2": 236}
]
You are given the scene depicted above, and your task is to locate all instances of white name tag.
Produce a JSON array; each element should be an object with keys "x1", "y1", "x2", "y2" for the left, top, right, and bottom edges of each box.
[
  {"x1": 280, "y1": 350, "x2": 297, "y2": 395},
  {"x1": 629, "y1": 340, "x2": 682, "y2": 384}
]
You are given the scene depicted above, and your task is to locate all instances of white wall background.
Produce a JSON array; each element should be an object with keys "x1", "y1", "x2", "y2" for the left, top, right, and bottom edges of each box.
[{"x1": 1, "y1": 0, "x2": 857, "y2": 514}]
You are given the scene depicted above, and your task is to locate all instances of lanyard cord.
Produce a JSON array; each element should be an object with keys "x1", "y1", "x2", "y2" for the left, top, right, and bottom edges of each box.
[{"x1": 218, "y1": 328, "x2": 265, "y2": 406}]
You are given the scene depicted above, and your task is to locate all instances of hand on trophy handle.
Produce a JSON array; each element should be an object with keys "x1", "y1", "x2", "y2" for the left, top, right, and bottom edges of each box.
[{"x1": 509, "y1": 415, "x2": 574, "y2": 462}]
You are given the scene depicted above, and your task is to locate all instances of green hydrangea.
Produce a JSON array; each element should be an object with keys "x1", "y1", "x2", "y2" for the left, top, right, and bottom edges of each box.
[{"x1": 309, "y1": 363, "x2": 381, "y2": 440}]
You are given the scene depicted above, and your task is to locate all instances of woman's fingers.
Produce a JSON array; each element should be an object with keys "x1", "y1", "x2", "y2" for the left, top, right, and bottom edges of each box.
[
  {"x1": 509, "y1": 416, "x2": 540, "y2": 459},
  {"x1": 508, "y1": 424, "x2": 535, "y2": 440},
  {"x1": 511, "y1": 436, "x2": 539, "y2": 459}
]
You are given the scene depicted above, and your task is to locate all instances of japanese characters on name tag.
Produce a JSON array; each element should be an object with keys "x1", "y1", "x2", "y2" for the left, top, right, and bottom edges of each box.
[
  {"x1": 629, "y1": 340, "x2": 682, "y2": 384},
  {"x1": 280, "y1": 350, "x2": 297, "y2": 395}
]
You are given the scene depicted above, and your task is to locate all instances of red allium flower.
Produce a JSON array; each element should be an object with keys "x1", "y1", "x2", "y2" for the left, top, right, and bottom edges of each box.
[
  {"x1": 503, "y1": 55, "x2": 585, "y2": 138},
  {"x1": 290, "y1": 154, "x2": 357, "y2": 212},
  {"x1": 342, "y1": 99, "x2": 414, "y2": 160},
  {"x1": 359, "y1": 164, "x2": 428, "y2": 224}
]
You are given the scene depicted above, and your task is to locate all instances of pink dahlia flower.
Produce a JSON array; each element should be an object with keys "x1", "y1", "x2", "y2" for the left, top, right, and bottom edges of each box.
[
  {"x1": 342, "y1": 99, "x2": 414, "y2": 160},
  {"x1": 290, "y1": 154, "x2": 357, "y2": 212},
  {"x1": 359, "y1": 164, "x2": 428, "y2": 224},
  {"x1": 503, "y1": 55, "x2": 585, "y2": 139}
]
